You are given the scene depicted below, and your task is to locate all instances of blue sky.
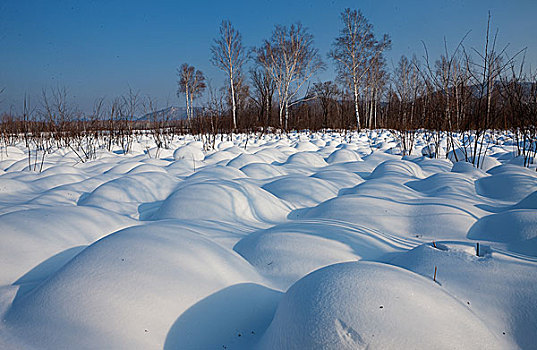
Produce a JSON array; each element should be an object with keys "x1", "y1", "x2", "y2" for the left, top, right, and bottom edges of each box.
[{"x1": 1, "y1": 0, "x2": 536, "y2": 113}]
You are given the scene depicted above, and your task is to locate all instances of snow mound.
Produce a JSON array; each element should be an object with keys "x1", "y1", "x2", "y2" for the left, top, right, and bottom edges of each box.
[
  {"x1": 185, "y1": 164, "x2": 246, "y2": 182},
  {"x1": 294, "y1": 141, "x2": 319, "y2": 152},
  {"x1": 406, "y1": 172, "x2": 476, "y2": 196},
  {"x1": 239, "y1": 163, "x2": 286, "y2": 179},
  {"x1": 262, "y1": 175, "x2": 338, "y2": 208},
  {"x1": 217, "y1": 140, "x2": 235, "y2": 150},
  {"x1": 222, "y1": 146, "x2": 246, "y2": 155},
  {"x1": 284, "y1": 152, "x2": 327, "y2": 167},
  {"x1": 311, "y1": 170, "x2": 364, "y2": 189},
  {"x1": 447, "y1": 148, "x2": 502, "y2": 171},
  {"x1": 154, "y1": 180, "x2": 291, "y2": 223},
  {"x1": 235, "y1": 230, "x2": 357, "y2": 290},
  {"x1": 369, "y1": 159, "x2": 426, "y2": 179},
  {"x1": 487, "y1": 163, "x2": 537, "y2": 176},
  {"x1": 234, "y1": 221, "x2": 403, "y2": 290},
  {"x1": 30, "y1": 174, "x2": 87, "y2": 191},
  {"x1": 409, "y1": 157, "x2": 453, "y2": 175},
  {"x1": 303, "y1": 195, "x2": 476, "y2": 239},
  {"x1": 0, "y1": 206, "x2": 134, "y2": 285},
  {"x1": 389, "y1": 242, "x2": 537, "y2": 349},
  {"x1": 164, "y1": 283, "x2": 281, "y2": 350},
  {"x1": 173, "y1": 145, "x2": 205, "y2": 161},
  {"x1": 325, "y1": 149, "x2": 362, "y2": 164},
  {"x1": 226, "y1": 153, "x2": 266, "y2": 168},
  {"x1": 78, "y1": 172, "x2": 177, "y2": 218},
  {"x1": 335, "y1": 143, "x2": 357, "y2": 151},
  {"x1": 513, "y1": 190, "x2": 537, "y2": 210},
  {"x1": 0, "y1": 178, "x2": 34, "y2": 194},
  {"x1": 476, "y1": 169, "x2": 537, "y2": 202},
  {"x1": 203, "y1": 150, "x2": 236, "y2": 164},
  {"x1": 258, "y1": 261, "x2": 504, "y2": 349},
  {"x1": 274, "y1": 145, "x2": 297, "y2": 155},
  {"x1": 104, "y1": 161, "x2": 145, "y2": 174},
  {"x1": 311, "y1": 138, "x2": 326, "y2": 147},
  {"x1": 468, "y1": 209, "x2": 537, "y2": 243},
  {"x1": 1, "y1": 146, "x2": 26, "y2": 159},
  {"x1": 451, "y1": 161, "x2": 488, "y2": 178},
  {"x1": 4, "y1": 222, "x2": 264, "y2": 349},
  {"x1": 39, "y1": 165, "x2": 85, "y2": 176},
  {"x1": 254, "y1": 148, "x2": 289, "y2": 163},
  {"x1": 126, "y1": 163, "x2": 168, "y2": 174}
]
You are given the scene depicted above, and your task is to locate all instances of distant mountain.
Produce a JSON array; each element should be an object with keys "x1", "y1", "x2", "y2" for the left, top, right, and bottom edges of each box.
[
  {"x1": 137, "y1": 106, "x2": 185, "y2": 121},
  {"x1": 137, "y1": 106, "x2": 203, "y2": 121},
  {"x1": 460, "y1": 81, "x2": 535, "y2": 98}
]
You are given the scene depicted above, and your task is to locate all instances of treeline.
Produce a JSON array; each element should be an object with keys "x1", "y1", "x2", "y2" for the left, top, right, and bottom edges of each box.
[{"x1": 0, "y1": 9, "x2": 536, "y2": 168}]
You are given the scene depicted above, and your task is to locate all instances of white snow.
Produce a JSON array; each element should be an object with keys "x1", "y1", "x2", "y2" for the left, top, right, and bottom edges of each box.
[
  {"x1": 257, "y1": 261, "x2": 509, "y2": 349},
  {"x1": 0, "y1": 130, "x2": 536, "y2": 349}
]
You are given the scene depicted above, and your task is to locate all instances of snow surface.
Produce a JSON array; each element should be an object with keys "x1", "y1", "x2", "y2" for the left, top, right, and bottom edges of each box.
[{"x1": 0, "y1": 130, "x2": 536, "y2": 349}]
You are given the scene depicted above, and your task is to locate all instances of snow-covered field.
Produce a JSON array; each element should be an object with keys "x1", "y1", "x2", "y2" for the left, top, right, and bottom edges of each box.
[{"x1": 0, "y1": 130, "x2": 536, "y2": 349}]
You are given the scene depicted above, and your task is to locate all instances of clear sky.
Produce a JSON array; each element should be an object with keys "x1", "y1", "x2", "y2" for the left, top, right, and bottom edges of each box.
[{"x1": 1, "y1": 0, "x2": 536, "y2": 114}]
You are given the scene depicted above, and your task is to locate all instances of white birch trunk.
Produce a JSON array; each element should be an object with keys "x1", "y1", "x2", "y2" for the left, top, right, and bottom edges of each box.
[
  {"x1": 285, "y1": 99, "x2": 289, "y2": 131},
  {"x1": 185, "y1": 86, "x2": 190, "y2": 125},
  {"x1": 230, "y1": 75, "x2": 237, "y2": 129},
  {"x1": 353, "y1": 81, "x2": 361, "y2": 130}
]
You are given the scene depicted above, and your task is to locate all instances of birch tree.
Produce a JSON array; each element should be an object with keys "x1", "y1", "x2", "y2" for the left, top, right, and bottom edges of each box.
[
  {"x1": 260, "y1": 23, "x2": 324, "y2": 130},
  {"x1": 365, "y1": 54, "x2": 388, "y2": 129},
  {"x1": 177, "y1": 63, "x2": 206, "y2": 124},
  {"x1": 210, "y1": 20, "x2": 246, "y2": 130},
  {"x1": 329, "y1": 8, "x2": 390, "y2": 130}
]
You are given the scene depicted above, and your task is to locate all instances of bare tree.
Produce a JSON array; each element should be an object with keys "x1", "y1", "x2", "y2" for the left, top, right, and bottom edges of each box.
[
  {"x1": 228, "y1": 72, "x2": 250, "y2": 128},
  {"x1": 420, "y1": 34, "x2": 469, "y2": 159},
  {"x1": 203, "y1": 81, "x2": 226, "y2": 147},
  {"x1": 141, "y1": 96, "x2": 161, "y2": 157},
  {"x1": 41, "y1": 87, "x2": 75, "y2": 148},
  {"x1": 392, "y1": 55, "x2": 422, "y2": 154},
  {"x1": 313, "y1": 81, "x2": 339, "y2": 128},
  {"x1": 250, "y1": 67, "x2": 275, "y2": 128},
  {"x1": 365, "y1": 54, "x2": 388, "y2": 129},
  {"x1": 465, "y1": 12, "x2": 520, "y2": 168},
  {"x1": 329, "y1": 8, "x2": 390, "y2": 130},
  {"x1": 260, "y1": 23, "x2": 324, "y2": 130},
  {"x1": 177, "y1": 64, "x2": 206, "y2": 125},
  {"x1": 177, "y1": 64, "x2": 194, "y2": 121},
  {"x1": 211, "y1": 20, "x2": 246, "y2": 130},
  {"x1": 501, "y1": 57, "x2": 536, "y2": 167},
  {"x1": 70, "y1": 97, "x2": 104, "y2": 162},
  {"x1": 119, "y1": 88, "x2": 140, "y2": 154},
  {"x1": 252, "y1": 46, "x2": 277, "y2": 129},
  {"x1": 22, "y1": 95, "x2": 33, "y2": 169},
  {"x1": 394, "y1": 55, "x2": 421, "y2": 125}
]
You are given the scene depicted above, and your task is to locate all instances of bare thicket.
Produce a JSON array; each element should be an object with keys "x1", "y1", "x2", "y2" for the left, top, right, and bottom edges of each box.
[{"x1": 141, "y1": 96, "x2": 172, "y2": 158}]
